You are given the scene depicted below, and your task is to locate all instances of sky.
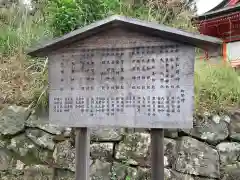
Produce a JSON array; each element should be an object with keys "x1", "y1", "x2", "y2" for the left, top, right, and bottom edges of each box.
[
  {"x1": 195, "y1": 0, "x2": 225, "y2": 15},
  {"x1": 22, "y1": 0, "x2": 30, "y2": 5},
  {"x1": 22, "y1": 0, "x2": 225, "y2": 16}
]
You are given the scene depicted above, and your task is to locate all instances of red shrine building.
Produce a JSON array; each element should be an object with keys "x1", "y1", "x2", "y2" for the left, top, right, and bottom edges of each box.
[{"x1": 194, "y1": 0, "x2": 240, "y2": 68}]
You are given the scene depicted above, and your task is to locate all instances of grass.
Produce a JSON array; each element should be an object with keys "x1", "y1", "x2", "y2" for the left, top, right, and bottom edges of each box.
[
  {"x1": 0, "y1": 5, "x2": 51, "y2": 110},
  {"x1": 0, "y1": 1, "x2": 239, "y2": 114},
  {"x1": 0, "y1": 54, "x2": 48, "y2": 109},
  {"x1": 0, "y1": 5, "x2": 52, "y2": 56},
  {"x1": 194, "y1": 60, "x2": 240, "y2": 114}
]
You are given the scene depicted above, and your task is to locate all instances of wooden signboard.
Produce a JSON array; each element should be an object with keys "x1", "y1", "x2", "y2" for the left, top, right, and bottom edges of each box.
[
  {"x1": 48, "y1": 29, "x2": 195, "y2": 128},
  {"x1": 27, "y1": 15, "x2": 222, "y2": 180}
]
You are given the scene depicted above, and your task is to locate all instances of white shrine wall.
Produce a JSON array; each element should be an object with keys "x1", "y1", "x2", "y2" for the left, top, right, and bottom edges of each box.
[{"x1": 227, "y1": 41, "x2": 240, "y2": 61}]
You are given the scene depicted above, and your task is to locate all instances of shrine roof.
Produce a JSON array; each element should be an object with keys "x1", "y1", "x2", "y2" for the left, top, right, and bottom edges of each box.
[
  {"x1": 27, "y1": 15, "x2": 222, "y2": 57},
  {"x1": 195, "y1": 3, "x2": 240, "y2": 20}
]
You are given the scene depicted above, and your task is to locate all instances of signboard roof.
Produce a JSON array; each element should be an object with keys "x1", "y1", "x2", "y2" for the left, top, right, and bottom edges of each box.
[{"x1": 27, "y1": 15, "x2": 222, "y2": 57}]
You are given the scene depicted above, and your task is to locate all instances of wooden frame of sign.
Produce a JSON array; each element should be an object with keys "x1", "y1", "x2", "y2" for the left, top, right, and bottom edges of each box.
[{"x1": 28, "y1": 15, "x2": 222, "y2": 180}]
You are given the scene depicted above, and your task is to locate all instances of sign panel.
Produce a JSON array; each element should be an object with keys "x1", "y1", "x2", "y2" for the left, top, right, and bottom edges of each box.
[{"x1": 48, "y1": 30, "x2": 195, "y2": 128}]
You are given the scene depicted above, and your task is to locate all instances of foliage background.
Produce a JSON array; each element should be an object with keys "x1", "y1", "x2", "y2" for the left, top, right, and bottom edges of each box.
[{"x1": 45, "y1": 0, "x2": 196, "y2": 36}]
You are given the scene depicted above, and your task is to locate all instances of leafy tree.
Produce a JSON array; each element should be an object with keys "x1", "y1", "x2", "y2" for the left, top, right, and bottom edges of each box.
[
  {"x1": 46, "y1": 0, "x2": 196, "y2": 36},
  {"x1": 46, "y1": 0, "x2": 81, "y2": 36}
]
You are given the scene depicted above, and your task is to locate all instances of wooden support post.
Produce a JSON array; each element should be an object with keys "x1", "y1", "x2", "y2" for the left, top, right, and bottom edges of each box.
[
  {"x1": 223, "y1": 42, "x2": 227, "y2": 63},
  {"x1": 75, "y1": 127, "x2": 90, "y2": 180},
  {"x1": 151, "y1": 128, "x2": 164, "y2": 180}
]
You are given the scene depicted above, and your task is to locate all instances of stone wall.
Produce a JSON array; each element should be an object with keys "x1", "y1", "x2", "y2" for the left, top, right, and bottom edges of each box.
[{"x1": 0, "y1": 105, "x2": 240, "y2": 180}]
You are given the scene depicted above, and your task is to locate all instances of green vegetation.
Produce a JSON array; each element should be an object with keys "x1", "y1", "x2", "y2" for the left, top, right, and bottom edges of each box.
[
  {"x1": 195, "y1": 60, "x2": 240, "y2": 114},
  {"x1": 0, "y1": 4, "x2": 52, "y2": 55},
  {"x1": 0, "y1": 4, "x2": 51, "y2": 110},
  {"x1": 46, "y1": 0, "x2": 195, "y2": 36},
  {"x1": 0, "y1": 0, "x2": 239, "y2": 113}
]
